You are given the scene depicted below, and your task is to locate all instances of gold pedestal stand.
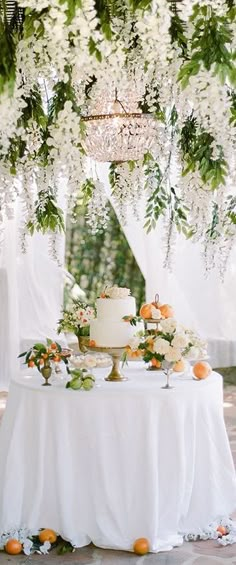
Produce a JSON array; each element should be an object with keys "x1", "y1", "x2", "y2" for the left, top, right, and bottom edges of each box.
[
  {"x1": 78, "y1": 336, "x2": 127, "y2": 382},
  {"x1": 143, "y1": 318, "x2": 162, "y2": 371}
]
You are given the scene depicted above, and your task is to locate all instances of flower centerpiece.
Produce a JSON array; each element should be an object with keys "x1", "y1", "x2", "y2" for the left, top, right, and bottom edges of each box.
[
  {"x1": 58, "y1": 301, "x2": 95, "y2": 338},
  {"x1": 18, "y1": 339, "x2": 70, "y2": 386},
  {"x1": 57, "y1": 300, "x2": 95, "y2": 352},
  {"x1": 125, "y1": 317, "x2": 207, "y2": 388}
]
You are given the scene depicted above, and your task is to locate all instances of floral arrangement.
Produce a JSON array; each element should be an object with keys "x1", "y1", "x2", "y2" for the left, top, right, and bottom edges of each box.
[
  {"x1": 100, "y1": 286, "x2": 131, "y2": 299},
  {"x1": 57, "y1": 301, "x2": 95, "y2": 337},
  {"x1": 19, "y1": 339, "x2": 70, "y2": 371},
  {"x1": 125, "y1": 317, "x2": 207, "y2": 368},
  {"x1": 0, "y1": 1, "x2": 236, "y2": 272}
]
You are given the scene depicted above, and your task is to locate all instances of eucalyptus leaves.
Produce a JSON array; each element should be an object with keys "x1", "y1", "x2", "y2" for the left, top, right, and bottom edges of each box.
[{"x1": 0, "y1": 0, "x2": 236, "y2": 271}]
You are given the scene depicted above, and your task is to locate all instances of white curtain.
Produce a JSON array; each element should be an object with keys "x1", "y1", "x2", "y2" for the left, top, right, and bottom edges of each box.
[
  {"x1": 0, "y1": 200, "x2": 65, "y2": 391},
  {"x1": 97, "y1": 162, "x2": 236, "y2": 369}
]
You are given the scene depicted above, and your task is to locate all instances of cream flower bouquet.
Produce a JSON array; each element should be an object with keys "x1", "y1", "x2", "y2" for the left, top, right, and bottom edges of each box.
[{"x1": 130, "y1": 317, "x2": 207, "y2": 370}]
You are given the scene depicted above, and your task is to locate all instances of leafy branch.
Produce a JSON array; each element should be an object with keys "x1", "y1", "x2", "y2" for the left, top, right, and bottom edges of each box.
[
  {"x1": 27, "y1": 190, "x2": 65, "y2": 235},
  {"x1": 180, "y1": 116, "x2": 228, "y2": 189}
]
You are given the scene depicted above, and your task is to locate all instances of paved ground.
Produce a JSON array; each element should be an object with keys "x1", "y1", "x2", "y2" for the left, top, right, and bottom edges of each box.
[{"x1": 0, "y1": 383, "x2": 235, "y2": 564}]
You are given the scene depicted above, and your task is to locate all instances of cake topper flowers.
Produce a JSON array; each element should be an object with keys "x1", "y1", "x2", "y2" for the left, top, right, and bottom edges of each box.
[{"x1": 100, "y1": 286, "x2": 131, "y2": 299}]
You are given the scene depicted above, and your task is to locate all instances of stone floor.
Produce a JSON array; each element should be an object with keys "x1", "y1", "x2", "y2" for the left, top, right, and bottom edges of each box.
[{"x1": 0, "y1": 384, "x2": 235, "y2": 565}]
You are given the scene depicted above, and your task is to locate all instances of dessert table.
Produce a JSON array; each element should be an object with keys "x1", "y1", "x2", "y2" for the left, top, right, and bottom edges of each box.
[{"x1": 0, "y1": 363, "x2": 235, "y2": 553}]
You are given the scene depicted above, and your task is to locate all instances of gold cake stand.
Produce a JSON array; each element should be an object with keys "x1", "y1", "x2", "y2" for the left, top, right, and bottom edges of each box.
[
  {"x1": 143, "y1": 318, "x2": 162, "y2": 331},
  {"x1": 78, "y1": 336, "x2": 127, "y2": 382}
]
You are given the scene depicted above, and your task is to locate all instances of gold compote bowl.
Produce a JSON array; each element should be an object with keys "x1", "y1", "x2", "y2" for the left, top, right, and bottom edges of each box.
[{"x1": 78, "y1": 336, "x2": 127, "y2": 382}]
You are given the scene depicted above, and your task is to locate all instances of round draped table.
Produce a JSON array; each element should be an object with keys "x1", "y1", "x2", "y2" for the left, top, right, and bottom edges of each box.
[{"x1": 0, "y1": 363, "x2": 235, "y2": 553}]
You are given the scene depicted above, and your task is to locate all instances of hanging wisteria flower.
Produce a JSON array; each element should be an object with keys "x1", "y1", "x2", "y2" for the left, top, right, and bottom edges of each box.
[{"x1": 0, "y1": 0, "x2": 236, "y2": 272}]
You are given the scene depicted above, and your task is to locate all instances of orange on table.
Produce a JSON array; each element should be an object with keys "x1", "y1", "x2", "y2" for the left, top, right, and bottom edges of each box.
[
  {"x1": 133, "y1": 538, "x2": 150, "y2": 555},
  {"x1": 173, "y1": 359, "x2": 185, "y2": 372},
  {"x1": 38, "y1": 529, "x2": 57, "y2": 544},
  {"x1": 193, "y1": 361, "x2": 211, "y2": 379},
  {"x1": 89, "y1": 340, "x2": 96, "y2": 347},
  {"x1": 217, "y1": 525, "x2": 227, "y2": 536},
  {"x1": 5, "y1": 539, "x2": 22, "y2": 555},
  {"x1": 53, "y1": 355, "x2": 61, "y2": 362},
  {"x1": 159, "y1": 304, "x2": 174, "y2": 318},
  {"x1": 151, "y1": 358, "x2": 161, "y2": 368}
]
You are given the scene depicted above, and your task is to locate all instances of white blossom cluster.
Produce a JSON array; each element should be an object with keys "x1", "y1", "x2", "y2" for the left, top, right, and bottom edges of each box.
[{"x1": 0, "y1": 0, "x2": 235, "y2": 270}]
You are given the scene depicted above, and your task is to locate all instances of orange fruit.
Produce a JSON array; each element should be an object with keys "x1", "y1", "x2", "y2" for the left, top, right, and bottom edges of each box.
[
  {"x1": 5, "y1": 539, "x2": 22, "y2": 555},
  {"x1": 42, "y1": 353, "x2": 48, "y2": 359},
  {"x1": 133, "y1": 538, "x2": 150, "y2": 555},
  {"x1": 193, "y1": 361, "x2": 211, "y2": 379},
  {"x1": 51, "y1": 343, "x2": 57, "y2": 350},
  {"x1": 89, "y1": 340, "x2": 96, "y2": 347},
  {"x1": 159, "y1": 304, "x2": 174, "y2": 318},
  {"x1": 39, "y1": 358, "x2": 44, "y2": 365},
  {"x1": 53, "y1": 355, "x2": 61, "y2": 362},
  {"x1": 217, "y1": 525, "x2": 227, "y2": 536},
  {"x1": 38, "y1": 529, "x2": 57, "y2": 544},
  {"x1": 151, "y1": 358, "x2": 161, "y2": 368},
  {"x1": 28, "y1": 360, "x2": 35, "y2": 368},
  {"x1": 173, "y1": 359, "x2": 185, "y2": 372},
  {"x1": 139, "y1": 303, "x2": 152, "y2": 319}
]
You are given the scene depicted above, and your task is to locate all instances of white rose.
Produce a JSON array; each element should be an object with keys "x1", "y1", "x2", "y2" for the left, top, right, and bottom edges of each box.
[
  {"x1": 151, "y1": 306, "x2": 162, "y2": 320},
  {"x1": 153, "y1": 337, "x2": 170, "y2": 355},
  {"x1": 128, "y1": 336, "x2": 141, "y2": 351},
  {"x1": 165, "y1": 347, "x2": 182, "y2": 363},
  {"x1": 172, "y1": 333, "x2": 189, "y2": 349},
  {"x1": 160, "y1": 318, "x2": 177, "y2": 333},
  {"x1": 184, "y1": 346, "x2": 199, "y2": 360},
  {"x1": 106, "y1": 286, "x2": 130, "y2": 299}
]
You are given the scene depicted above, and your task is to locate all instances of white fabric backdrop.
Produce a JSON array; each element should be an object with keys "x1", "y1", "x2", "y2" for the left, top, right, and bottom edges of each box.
[
  {"x1": 0, "y1": 200, "x2": 65, "y2": 390},
  {"x1": 1, "y1": 164, "x2": 236, "y2": 391},
  {"x1": 97, "y1": 162, "x2": 236, "y2": 368}
]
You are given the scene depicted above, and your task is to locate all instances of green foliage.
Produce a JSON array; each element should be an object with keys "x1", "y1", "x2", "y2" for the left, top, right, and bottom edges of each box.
[
  {"x1": 143, "y1": 161, "x2": 168, "y2": 233},
  {"x1": 178, "y1": 5, "x2": 235, "y2": 88},
  {"x1": 27, "y1": 190, "x2": 65, "y2": 235},
  {"x1": 65, "y1": 202, "x2": 145, "y2": 311},
  {"x1": 0, "y1": 1, "x2": 18, "y2": 94},
  {"x1": 180, "y1": 116, "x2": 228, "y2": 189}
]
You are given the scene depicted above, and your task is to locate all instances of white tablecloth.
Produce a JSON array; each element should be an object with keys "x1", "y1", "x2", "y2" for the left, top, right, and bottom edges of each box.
[{"x1": 0, "y1": 363, "x2": 236, "y2": 553}]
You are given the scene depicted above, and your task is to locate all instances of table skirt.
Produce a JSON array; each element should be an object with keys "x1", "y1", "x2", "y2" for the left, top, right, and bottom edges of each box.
[{"x1": 0, "y1": 365, "x2": 235, "y2": 552}]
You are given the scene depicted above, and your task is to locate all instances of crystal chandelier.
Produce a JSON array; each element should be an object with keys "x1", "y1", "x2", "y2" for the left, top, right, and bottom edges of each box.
[{"x1": 81, "y1": 88, "x2": 157, "y2": 162}]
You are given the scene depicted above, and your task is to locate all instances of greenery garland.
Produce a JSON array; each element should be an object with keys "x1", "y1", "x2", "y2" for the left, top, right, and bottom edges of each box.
[{"x1": 0, "y1": 0, "x2": 235, "y2": 270}]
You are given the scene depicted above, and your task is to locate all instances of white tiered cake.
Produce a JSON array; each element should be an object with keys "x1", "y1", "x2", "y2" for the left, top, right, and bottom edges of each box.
[{"x1": 90, "y1": 287, "x2": 138, "y2": 348}]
